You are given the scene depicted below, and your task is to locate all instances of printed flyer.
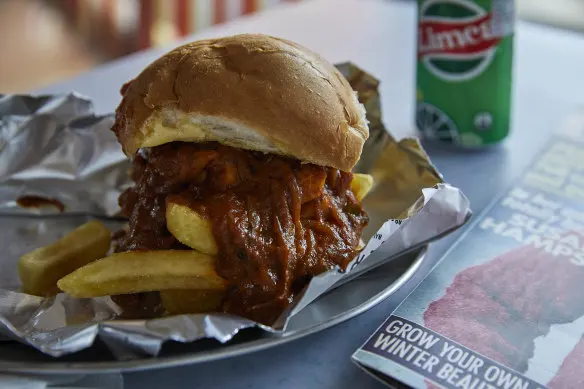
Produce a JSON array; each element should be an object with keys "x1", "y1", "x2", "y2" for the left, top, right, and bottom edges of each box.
[{"x1": 353, "y1": 110, "x2": 584, "y2": 389}]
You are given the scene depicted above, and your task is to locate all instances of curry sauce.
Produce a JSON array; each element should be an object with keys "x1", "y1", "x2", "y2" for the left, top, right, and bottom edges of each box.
[{"x1": 116, "y1": 142, "x2": 369, "y2": 324}]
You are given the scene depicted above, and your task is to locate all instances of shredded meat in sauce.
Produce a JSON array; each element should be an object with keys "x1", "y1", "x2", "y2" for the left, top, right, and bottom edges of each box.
[{"x1": 115, "y1": 141, "x2": 369, "y2": 324}]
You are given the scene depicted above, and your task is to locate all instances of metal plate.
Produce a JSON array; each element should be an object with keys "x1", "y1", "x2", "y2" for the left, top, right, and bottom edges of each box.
[{"x1": 0, "y1": 246, "x2": 426, "y2": 374}]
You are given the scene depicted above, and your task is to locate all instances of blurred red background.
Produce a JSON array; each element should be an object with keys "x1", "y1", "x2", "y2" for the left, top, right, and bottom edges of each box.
[{"x1": 0, "y1": 0, "x2": 302, "y2": 93}]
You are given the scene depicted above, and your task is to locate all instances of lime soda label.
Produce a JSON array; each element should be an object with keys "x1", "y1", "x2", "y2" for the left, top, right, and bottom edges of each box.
[{"x1": 416, "y1": 0, "x2": 515, "y2": 147}]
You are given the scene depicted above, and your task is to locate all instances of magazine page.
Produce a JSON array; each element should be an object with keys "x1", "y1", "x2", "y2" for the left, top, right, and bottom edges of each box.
[{"x1": 353, "y1": 110, "x2": 584, "y2": 389}]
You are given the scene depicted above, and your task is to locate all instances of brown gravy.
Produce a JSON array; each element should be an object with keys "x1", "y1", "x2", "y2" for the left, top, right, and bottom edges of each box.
[{"x1": 116, "y1": 142, "x2": 368, "y2": 324}]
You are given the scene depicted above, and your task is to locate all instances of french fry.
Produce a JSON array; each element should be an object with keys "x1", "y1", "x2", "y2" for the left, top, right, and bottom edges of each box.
[
  {"x1": 166, "y1": 202, "x2": 218, "y2": 255},
  {"x1": 160, "y1": 289, "x2": 225, "y2": 315},
  {"x1": 18, "y1": 220, "x2": 111, "y2": 297},
  {"x1": 57, "y1": 250, "x2": 226, "y2": 298},
  {"x1": 351, "y1": 173, "x2": 374, "y2": 201},
  {"x1": 166, "y1": 175, "x2": 373, "y2": 256}
]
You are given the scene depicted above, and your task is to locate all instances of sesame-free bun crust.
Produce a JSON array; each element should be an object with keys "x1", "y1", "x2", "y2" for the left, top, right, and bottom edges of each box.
[{"x1": 112, "y1": 34, "x2": 369, "y2": 172}]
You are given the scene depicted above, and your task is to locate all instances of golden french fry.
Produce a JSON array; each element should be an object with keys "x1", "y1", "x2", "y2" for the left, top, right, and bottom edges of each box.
[
  {"x1": 18, "y1": 220, "x2": 111, "y2": 297},
  {"x1": 166, "y1": 202, "x2": 218, "y2": 255},
  {"x1": 57, "y1": 250, "x2": 225, "y2": 298},
  {"x1": 161, "y1": 289, "x2": 225, "y2": 315},
  {"x1": 164, "y1": 174, "x2": 372, "y2": 259},
  {"x1": 351, "y1": 173, "x2": 374, "y2": 201}
]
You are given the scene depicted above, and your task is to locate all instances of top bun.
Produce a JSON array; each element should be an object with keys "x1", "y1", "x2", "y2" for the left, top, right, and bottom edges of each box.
[{"x1": 112, "y1": 34, "x2": 369, "y2": 171}]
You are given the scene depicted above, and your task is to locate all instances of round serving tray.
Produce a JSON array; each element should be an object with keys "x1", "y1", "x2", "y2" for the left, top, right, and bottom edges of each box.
[{"x1": 0, "y1": 246, "x2": 426, "y2": 374}]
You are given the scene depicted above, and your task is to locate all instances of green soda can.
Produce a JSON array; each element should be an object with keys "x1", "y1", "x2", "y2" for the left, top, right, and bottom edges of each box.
[{"x1": 415, "y1": 0, "x2": 515, "y2": 147}]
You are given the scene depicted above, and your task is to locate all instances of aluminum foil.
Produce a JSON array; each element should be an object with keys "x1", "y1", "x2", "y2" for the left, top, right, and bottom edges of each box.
[{"x1": 0, "y1": 64, "x2": 471, "y2": 359}]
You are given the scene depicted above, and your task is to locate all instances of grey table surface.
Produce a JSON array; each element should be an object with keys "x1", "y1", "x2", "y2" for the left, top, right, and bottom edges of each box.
[{"x1": 33, "y1": 0, "x2": 584, "y2": 388}]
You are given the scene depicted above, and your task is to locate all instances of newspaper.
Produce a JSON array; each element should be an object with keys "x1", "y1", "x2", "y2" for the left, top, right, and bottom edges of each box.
[{"x1": 353, "y1": 109, "x2": 584, "y2": 389}]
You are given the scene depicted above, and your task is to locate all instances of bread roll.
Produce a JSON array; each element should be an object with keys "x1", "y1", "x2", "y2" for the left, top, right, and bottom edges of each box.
[{"x1": 112, "y1": 34, "x2": 368, "y2": 171}]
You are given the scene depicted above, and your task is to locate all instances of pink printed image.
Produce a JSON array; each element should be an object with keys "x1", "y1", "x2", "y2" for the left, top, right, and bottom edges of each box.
[{"x1": 424, "y1": 231, "x2": 584, "y2": 386}]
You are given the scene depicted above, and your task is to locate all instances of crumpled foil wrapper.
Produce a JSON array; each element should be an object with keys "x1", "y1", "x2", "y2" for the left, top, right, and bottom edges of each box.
[{"x1": 0, "y1": 63, "x2": 471, "y2": 359}]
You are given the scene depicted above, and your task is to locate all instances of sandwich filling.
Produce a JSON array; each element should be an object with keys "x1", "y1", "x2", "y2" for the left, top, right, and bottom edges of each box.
[{"x1": 115, "y1": 141, "x2": 369, "y2": 324}]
